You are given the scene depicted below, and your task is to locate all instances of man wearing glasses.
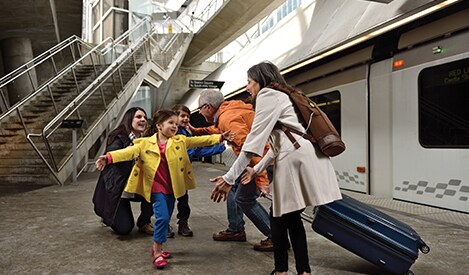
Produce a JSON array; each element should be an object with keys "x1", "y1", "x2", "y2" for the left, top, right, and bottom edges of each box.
[{"x1": 192, "y1": 89, "x2": 273, "y2": 252}]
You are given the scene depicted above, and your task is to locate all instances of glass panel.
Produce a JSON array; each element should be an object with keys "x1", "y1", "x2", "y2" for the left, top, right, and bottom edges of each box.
[
  {"x1": 103, "y1": 0, "x2": 112, "y2": 14},
  {"x1": 418, "y1": 57, "x2": 469, "y2": 148},
  {"x1": 92, "y1": 3, "x2": 101, "y2": 27},
  {"x1": 309, "y1": 91, "x2": 342, "y2": 135},
  {"x1": 103, "y1": 11, "x2": 114, "y2": 39},
  {"x1": 93, "y1": 28, "x2": 101, "y2": 43}
]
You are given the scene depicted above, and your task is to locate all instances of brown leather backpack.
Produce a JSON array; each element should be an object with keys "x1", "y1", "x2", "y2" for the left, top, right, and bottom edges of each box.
[{"x1": 267, "y1": 82, "x2": 346, "y2": 157}]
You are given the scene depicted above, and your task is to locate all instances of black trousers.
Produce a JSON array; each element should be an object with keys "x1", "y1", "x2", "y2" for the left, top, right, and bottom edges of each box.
[
  {"x1": 176, "y1": 192, "x2": 191, "y2": 222},
  {"x1": 270, "y1": 207, "x2": 311, "y2": 274},
  {"x1": 111, "y1": 197, "x2": 153, "y2": 235}
]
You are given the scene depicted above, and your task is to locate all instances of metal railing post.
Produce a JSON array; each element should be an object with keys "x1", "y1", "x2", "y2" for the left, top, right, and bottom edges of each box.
[
  {"x1": 71, "y1": 67, "x2": 81, "y2": 95},
  {"x1": 16, "y1": 108, "x2": 28, "y2": 137},
  {"x1": 70, "y1": 42, "x2": 77, "y2": 63},
  {"x1": 27, "y1": 70, "x2": 36, "y2": 91},
  {"x1": 47, "y1": 85, "x2": 59, "y2": 114},
  {"x1": 132, "y1": 53, "x2": 138, "y2": 72},
  {"x1": 0, "y1": 88, "x2": 8, "y2": 112},
  {"x1": 51, "y1": 56, "x2": 58, "y2": 75}
]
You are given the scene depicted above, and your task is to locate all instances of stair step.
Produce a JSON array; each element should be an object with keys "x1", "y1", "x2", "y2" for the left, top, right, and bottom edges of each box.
[
  {"x1": 0, "y1": 149, "x2": 51, "y2": 157},
  {"x1": 0, "y1": 175, "x2": 53, "y2": 185},
  {"x1": 0, "y1": 136, "x2": 28, "y2": 143},
  {"x1": 0, "y1": 165, "x2": 48, "y2": 174},
  {"x1": 22, "y1": 113, "x2": 41, "y2": 119},
  {"x1": 0, "y1": 132, "x2": 19, "y2": 137},
  {"x1": 0, "y1": 157, "x2": 46, "y2": 165},
  {"x1": 1, "y1": 124, "x2": 44, "y2": 131},
  {"x1": 0, "y1": 142, "x2": 72, "y2": 152},
  {"x1": 0, "y1": 52, "x2": 141, "y2": 189}
]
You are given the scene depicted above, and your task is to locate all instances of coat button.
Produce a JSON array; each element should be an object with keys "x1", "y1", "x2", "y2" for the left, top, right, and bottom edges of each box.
[
  {"x1": 134, "y1": 171, "x2": 138, "y2": 176},
  {"x1": 179, "y1": 157, "x2": 182, "y2": 161},
  {"x1": 180, "y1": 168, "x2": 184, "y2": 172},
  {"x1": 176, "y1": 146, "x2": 180, "y2": 150},
  {"x1": 188, "y1": 171, "x2": 191, "y2": 175}
]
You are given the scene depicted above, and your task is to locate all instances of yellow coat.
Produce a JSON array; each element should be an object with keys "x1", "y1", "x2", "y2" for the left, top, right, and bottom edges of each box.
[{"x1": 108, "y1": 133, "x2": 221, "y2": 202}]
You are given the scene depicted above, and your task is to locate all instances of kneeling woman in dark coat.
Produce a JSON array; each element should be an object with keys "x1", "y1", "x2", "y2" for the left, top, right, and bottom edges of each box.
[{"x1": 92, "y1": 107, "x2": 153, "y2": 235}]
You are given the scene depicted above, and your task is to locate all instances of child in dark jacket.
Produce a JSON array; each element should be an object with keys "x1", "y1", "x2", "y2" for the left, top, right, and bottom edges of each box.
[{"x1": 169, "y1": 104, "x2": 225, "y2": 237}]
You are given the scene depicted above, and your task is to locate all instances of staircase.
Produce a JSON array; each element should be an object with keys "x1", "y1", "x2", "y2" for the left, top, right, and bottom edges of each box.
[
  {"x1": 0, "y1": 18, "x2": 193, "y2": 193},
  {"x1": 0, "y1": 64, "x2": 105, "y2": 189}
]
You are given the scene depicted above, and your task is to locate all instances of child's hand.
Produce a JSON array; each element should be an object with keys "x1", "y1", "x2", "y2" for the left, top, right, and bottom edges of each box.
[
  {"x1": 222, "y1": 130, "x2": 235, "y2": 142},
  {"x1": 185, "y1": 125, "x2": 192, "y2": 135},
  {"x1": 95, "y1": 155, "x2": 108, "y2": 171},
  {"x1": 187, "y1": 123, "x2": 195, "y2": 132}
]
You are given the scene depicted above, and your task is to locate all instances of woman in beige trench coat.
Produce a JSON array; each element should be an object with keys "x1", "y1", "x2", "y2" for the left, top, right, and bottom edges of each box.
[{"x1": 210, "y1": 61, "x2": 342, "y2": 275}]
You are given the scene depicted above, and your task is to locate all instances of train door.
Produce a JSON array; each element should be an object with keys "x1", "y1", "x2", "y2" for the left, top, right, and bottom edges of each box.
[
  {"x1": 297, "y1": 65, "x2": 369, "y2": 194},
  {"x1": 390, "y1": 31, "x2": 469, "y2": 213},
  {"x1": 368, "y1": 59, "x2": 394, "y2": 198}
]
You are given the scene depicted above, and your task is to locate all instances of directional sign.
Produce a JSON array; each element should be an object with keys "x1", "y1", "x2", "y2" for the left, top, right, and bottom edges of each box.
[
  {"x1": 189, "y1": 80, "x2": 224, "y2": 89},
  {"x1": 60, "y1": 119, "x2": 84, "y2": 129}
]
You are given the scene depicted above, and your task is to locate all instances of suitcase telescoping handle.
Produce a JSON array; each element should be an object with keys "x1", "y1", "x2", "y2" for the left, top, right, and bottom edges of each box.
[{"x1": 262, "y1": 194, "x2": 315, "y2": 224}]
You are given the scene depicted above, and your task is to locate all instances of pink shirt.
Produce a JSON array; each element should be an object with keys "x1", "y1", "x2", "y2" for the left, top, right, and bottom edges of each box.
[{"x1": 151, "y1": 142, "x2": 173, "y2": 194}]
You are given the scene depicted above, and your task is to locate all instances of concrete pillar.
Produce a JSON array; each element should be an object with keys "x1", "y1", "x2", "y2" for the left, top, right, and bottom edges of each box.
[{"x1": 0, "y1": 37, "x2": 38, "y2": 106}]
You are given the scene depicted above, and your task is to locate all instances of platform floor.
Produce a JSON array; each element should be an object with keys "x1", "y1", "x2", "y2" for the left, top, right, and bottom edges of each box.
[{"x1": 1, "y1": 162, "x2": 468, "y2": 274}]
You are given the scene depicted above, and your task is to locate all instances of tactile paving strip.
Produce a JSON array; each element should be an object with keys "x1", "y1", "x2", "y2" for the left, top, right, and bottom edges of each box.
[{"x1": 343, "y1": 191, "x2": 469, "y2": 229}]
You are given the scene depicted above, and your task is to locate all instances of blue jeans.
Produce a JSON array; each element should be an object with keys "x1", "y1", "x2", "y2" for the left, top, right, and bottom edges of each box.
[
  {"x1": 227, "y1": 172, "x2": 271, "y2": 238},
  {"x1": 151, "y1": 192, "x2": 175, "y2": 243}
]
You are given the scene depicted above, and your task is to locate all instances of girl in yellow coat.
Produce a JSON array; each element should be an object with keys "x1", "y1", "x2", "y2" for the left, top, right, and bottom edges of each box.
[{"x1": 96, "y1": 109, "x2": 233, "y2": 269}]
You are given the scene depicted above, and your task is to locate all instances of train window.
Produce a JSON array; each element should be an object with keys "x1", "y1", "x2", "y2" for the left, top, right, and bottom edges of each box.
[
  {"x1": 418, "y1": 58, "x2": 469, "y2": 148},
  {"x1": 309, "y1": 91, "x2": 341, "y2": 135}
]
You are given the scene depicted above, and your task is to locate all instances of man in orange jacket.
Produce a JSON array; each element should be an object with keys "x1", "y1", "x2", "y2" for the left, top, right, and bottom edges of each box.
[{"x1": 192, "y1": 89, "x2": 273, "y2": 251}]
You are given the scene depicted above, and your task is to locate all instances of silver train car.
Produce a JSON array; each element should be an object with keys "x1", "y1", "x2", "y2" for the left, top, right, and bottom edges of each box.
[
  {"x1": 190, "y1": 1, "x2": 469, "y2": 214},
  {"x1": 282, "y1": 4, "x2": 469, "y2": 213}
]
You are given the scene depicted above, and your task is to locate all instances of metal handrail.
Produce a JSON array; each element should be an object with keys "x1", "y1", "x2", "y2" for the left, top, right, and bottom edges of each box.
[
  {"x1": 27, "y1": 21, "x2": 160, "y2": 174},
  {"x1": 43, "y1": 20, "x2": 155, "y2": 136},
  {"x1": 44, "y1": 38, "x2": 145, "y2": 138},
  {"x1": 101, "y1": 17, "x2": 151, "y2": 56},
  {"x1": 0, "y1": 36, "x2": 93, "y2": 86},
  {"x1": 0, "y1": 39, "x2": 107, "y2": 122},
  {"x1": 190, "y1": 0, "x2": 229, "y2": 32},
  {"x1": 41, "y1": 35, "x2": 153, "y2": 173},
  {"x1": 25, "y1": 16, "x2": 192, "y2": 184},
  {"x1": 0, "y1": 19, "x2": 151, "y2": 122}
]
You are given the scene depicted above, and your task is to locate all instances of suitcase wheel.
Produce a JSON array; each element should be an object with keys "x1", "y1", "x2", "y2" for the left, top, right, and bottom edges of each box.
[
  {"x1": 419, "y1": 240, "x2": 430, "y2": 254},
  {"x1": 420, "y1": 244, "x2": 430, "y2": 254}
]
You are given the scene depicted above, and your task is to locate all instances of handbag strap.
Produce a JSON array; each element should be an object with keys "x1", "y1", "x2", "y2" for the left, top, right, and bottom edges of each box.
[{"x1": 275, "y1": 121, "x2": 313, "y2": 149}]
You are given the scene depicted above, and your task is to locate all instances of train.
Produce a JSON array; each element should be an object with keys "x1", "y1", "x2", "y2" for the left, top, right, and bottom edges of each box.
[{"x1": 188, "y1": 0, "x2": 469, "y2": 213}]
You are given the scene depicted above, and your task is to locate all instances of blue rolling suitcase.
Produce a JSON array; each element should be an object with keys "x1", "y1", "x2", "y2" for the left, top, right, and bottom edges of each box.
[{"x1": 311, "y1": 194, "x2": 429, "y2": 275}]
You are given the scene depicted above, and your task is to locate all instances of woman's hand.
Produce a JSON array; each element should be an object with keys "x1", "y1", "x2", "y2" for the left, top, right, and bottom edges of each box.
[
  {"x1": 221, "y1": 131, "x2": 235, "y2": 142},
  {"x1": 95, "y1": 155, "x2": 108, "y2": 171},
  {"x1": 241, "y1": 167, "x2": 256, "y2": 184},
  {"x1": 209, "y1": 176, "x2": 232, "y2": 203}
]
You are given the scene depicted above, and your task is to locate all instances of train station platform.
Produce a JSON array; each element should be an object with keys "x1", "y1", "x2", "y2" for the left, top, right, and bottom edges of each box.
[{"x1": 0, "y1": 162, "x2": 468, "y2": 274}]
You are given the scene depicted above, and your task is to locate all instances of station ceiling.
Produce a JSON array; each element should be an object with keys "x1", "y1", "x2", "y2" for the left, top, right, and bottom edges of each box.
[{"x1": 0, "y1": 0, "x2": 82, "y2": 54}]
